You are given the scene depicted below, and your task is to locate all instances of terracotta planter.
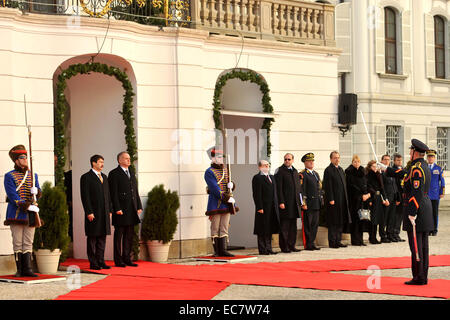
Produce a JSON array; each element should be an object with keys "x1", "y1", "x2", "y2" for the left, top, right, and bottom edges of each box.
[
  {"x1": 146, "y1": 240, "x2": 171, "y2": 263},
  {"x1": 35, "y1": 249, "x2": 61, "y2": 274}
]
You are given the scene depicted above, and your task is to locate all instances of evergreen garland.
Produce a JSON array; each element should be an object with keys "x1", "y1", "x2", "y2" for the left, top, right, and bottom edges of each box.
[
  {"x1": 54, "y1": 62, "x2": 139, "y2": 257},
  {"x1": 212, "y1": 69, "x2": 275, "y2": 158},
  {"x1": 54, "y1": 62, "x2": 137, "y2": 188}
]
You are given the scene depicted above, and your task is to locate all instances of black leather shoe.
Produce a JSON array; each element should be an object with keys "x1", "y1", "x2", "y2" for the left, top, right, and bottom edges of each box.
[
  {"x1": 115, "y1": 263, "x2": 126, "y2": 267},
  {"x1": 281, "y1": 249, "x2": 291, "y2": 253},
  {"x1": 329, "y1": 244, "x2": 339, "y2": 249},
  {"x1": 90, "y1": 265, "x2": 101, "y2": 270},
  {"x1": 404, "y1": 279, "x2": 426, "y2": 285},
  {"x1": 305, "y1": 247, "x2": 315, "y2": 251},
  {"x1": 290, "y1": 248, "x2": 301, "y2": 252},
  {"x1": 313, "y1": 246, "x2": 321, "y2": 250},
  {"x1": 381, "y1": 238, "x2": 391, "y2": 243},
  {"x1": 337, "y1": 243, "x2": 347, "y2": 248},
  {"x1": 397, "y1": 237, "x2": 406, "y2": 242},
  {"x1": 124, "y1": 261, "x2": 138, "y2": 267},
  {"x1": 267, "y1": 250, "x2": 278, "y2": 255},
  {"x1": 100, "y1": 264, "x2": 111, "y2": 269},
  {"x1": 259, "y1": 252, "x2": 270, "y2": 255},
  {"x1": 389, "y1": 237, "x2": 399, "y2": 242}
]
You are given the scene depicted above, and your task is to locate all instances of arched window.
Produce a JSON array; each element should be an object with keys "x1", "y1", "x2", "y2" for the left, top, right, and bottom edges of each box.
[
  {"x1": 434, "y1": 15, "x2": 446, "y2": 79},
  {"x1": 384, "y1": 7, "x2": 397, "y2": 74}
]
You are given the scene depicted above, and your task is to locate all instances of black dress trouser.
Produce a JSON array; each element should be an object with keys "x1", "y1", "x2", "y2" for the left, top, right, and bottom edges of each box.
[
  {"x1": 303, "y1": 209, "x2": 319, "y2": 248},
  {"x1": 257, "y1": 234, "x2": 273, "y2": 254},
  {"x1": 279, "y1": 218, "x2": 297, "y2": 251},
  {"x1": 407, "y1": 230, "x2": 429, "y2": 282},
  {"x1": 114, "y1": 225, "x2": 134, "y2": 265},
  {"x1": 87, "y1": 235, "x2": 106, "y2": 268}
]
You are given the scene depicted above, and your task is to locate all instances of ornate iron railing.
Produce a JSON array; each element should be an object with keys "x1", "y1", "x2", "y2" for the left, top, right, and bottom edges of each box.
[{"x1": 1, "y1": 0, "x2": 336, "y2": 45}]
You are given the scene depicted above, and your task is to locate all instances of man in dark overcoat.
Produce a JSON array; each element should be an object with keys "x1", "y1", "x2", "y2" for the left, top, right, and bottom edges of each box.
[
  {"x1": 386, "y1": 139, "x2": 434, "y2": 285},
  {"x1": 322, "y1": 151, "x2": 351, "y2": 248},
  {"x1": 108, "y1": 151, "x2": 143, "y2": 267},
  {"x1": 381, "y1": 154, "x2": 399, "y2": 243},
  {"x1": 252, "y1": 160, "x2": 280, "y2": 255},
  {"x1": 80, "y1": 154, "x2": 113, "y2": 270},
  {"x1": 274, "y1": 153, "x2": 302, "y2": 253}
]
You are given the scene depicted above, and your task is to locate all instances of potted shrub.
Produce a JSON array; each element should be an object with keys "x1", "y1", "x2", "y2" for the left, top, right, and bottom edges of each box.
[
  {"x1": 33, "y1": 181, "x2": 70, "y2": 274},
  {"x1": 141, "y1": 184, "x2": 179, "y2": 262}
]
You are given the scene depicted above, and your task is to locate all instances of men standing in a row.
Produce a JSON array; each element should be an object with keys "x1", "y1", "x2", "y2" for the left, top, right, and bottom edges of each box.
[
  {"x1": 391, "y1": 154, "x2": 406, "y2": 242},
  {"x1": 108, "y1": 152, "x2": 143, "y2": 267},
  {"x1": 204, "y1": 147, "x2": 237, "y2": 257},
  {"x1": 426, "y1": 150, "x2": 445, "y2": 236},
  {"x1": 299, "y1": 153, "x2": 321, "y2": 251},
  {"x1": 252, "y1": 160, "x2": 280, "y2": 255},
  {"x1": 322, "y1": 151, "x2": 351, "y2": 248},
  {"x1": 275, "y1": 153, "x2": 302, "y2": 253},
  {"x1": 387, "y1": 139, "x2": 434, "y2": 285},
  {"x1": 4, "y1": 145, "x2": 41, "y2": 277},
  {"x1": 80, "y1": 155, "x2": 112, "y2": 270},
  {"x1": 381, "y1": 154, "x2": 399, "y2": 243}
]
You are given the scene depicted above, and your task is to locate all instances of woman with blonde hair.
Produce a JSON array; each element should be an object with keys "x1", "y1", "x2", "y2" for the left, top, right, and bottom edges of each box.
[
  {"x1": 366, "y1": 160, "x2": 390, "y2": 244},
  {"x1": 345, "y1": 155, "x2": 371, "y2": 246}
]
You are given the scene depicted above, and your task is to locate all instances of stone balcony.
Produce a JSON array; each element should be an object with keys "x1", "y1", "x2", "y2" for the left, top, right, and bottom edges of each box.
[
  {"x1": 1, "y1": 0, "x2": 336, "y2": 46},
  {"x1": 192, "y1": 0, "x2": 336, "y2": 46}
]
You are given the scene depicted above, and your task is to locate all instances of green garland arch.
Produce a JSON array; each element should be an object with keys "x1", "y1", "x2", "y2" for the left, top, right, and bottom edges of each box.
[
  {"x1": 213, "y1": 68, "x2": 275, "y2": 158},
  {"x1": 54, "y1": 62, "x2": 137, "y2": 187}
]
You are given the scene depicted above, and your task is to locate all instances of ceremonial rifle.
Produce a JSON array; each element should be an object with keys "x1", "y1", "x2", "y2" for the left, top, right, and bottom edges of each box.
[
  {"x1": 220, "y1": 112, "x2": 236, "y2": 215},
  {"x1": 24, "y1": 95, "x2": 42, "y2": 228}
]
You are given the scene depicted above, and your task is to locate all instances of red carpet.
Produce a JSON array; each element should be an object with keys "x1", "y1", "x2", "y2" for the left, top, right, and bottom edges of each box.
[
  {"x1": 56, "y1": 276, "x2": 230, "y2": 300},
  {"x1": 0, "y1": 274, "x2": 66, "y2": 284},
  {"x1": 58, "y1": 255, "x2": 450, "y2": 300}
]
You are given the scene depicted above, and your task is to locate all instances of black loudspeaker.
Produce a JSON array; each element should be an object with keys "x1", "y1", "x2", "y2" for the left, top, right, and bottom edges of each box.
[{"x1": 338, "y1": 93, "x2": 357, "y2": 125}]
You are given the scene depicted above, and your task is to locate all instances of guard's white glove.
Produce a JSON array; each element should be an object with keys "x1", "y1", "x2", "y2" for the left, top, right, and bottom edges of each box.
[
  {"x1": 28, "y1": 205, "x2": 39, "y2": 213},
  {"x1": 30, "y1": 187, "x2": 38, "y2": 195},
  {"x1": 228, "y1": 197, "x2": 235, "y2": 204},
  {"x1": 377, "y1": 162, "x2": 387, "y2": 171},
  {"x1": 227, "y1": 182, "x2": 234, "y2": 189}
]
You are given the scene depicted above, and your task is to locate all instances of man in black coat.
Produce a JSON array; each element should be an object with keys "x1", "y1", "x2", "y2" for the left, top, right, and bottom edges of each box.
[
  {"x1": 275, "y1": 153, "x2": 302, "y2": 253},
  {"x1": 80, "y1": 155, "x2": 112, "y2": 270},
  {"x1": 322, "y1": 151, "x2": 351, "y2": 248},
  {"x1": 381, "y1": 154, "x2": 399, "y2": 243},
  {"x1": 108, "y1": 151, "x2": 143, "y2": 267},
  {"x1": 386, "y1": 139, "x2": 434, "y2": 285},
  {"x1": 391, "y1": 154, "x2": 406, "y2": 242},
  {"x1": 252, "y1": 160, "x2": 280, "y2": 255},
  {"x1": 299, "y1": 153, "x2": 322, "y2": 251}
]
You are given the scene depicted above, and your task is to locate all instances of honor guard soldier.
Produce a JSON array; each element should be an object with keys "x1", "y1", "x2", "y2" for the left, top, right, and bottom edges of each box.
[
  {"x1": 299, "y1": 153, "x2": 322, "y2": 251},
  {"x1": 386, "y1": 139, "x2": 434, "y2": 285},
  {"x1": 4, "y1": 145, "x2": 41, "y2": 277},
  {"x1": 204, "y1": 147, "x2": 238, "y2": 257},
  {"x1": 425, "y1": 149, "x2": 445, "y2": 236}
]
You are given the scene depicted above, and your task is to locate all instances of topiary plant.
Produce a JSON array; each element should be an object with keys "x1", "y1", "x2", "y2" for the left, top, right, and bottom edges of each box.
[
  {"x1": 141, "y1": 184, "x2": 179, "y2": 244},
  {"x1": 33, "y1": 181, "x2": 71, "y2": 261}
]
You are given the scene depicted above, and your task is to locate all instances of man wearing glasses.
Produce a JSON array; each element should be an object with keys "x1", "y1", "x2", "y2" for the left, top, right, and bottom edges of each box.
[
  {"x1": 4, "y1": 145, "x2": 41, "y2": 277},
  {"x1": 275, "y1": 153, "x2": 303, "y2": 253}
]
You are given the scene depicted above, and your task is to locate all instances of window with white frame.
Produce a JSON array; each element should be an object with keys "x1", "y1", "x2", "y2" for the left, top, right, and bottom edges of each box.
[
  {"x1": 386, "y1": 125, "x2": 402, "y2": 162},
  {"x1": 434, "y1": 15, "x2": 446, "y2": 79},
  {"x1": 437, "y1": 127, "x2": 449, "y2": 170}
]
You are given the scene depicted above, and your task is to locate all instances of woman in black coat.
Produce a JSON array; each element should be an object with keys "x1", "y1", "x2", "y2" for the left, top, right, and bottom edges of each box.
[
  {"x1": 366, "y1": 160, "x2": 390, "y2": 244},
  {"x1": 345, "y1": 155, "x2": 371, "y2": 246}
]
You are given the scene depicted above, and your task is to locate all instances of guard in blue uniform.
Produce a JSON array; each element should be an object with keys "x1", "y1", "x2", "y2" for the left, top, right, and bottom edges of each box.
[
  {"x1": 4, "y1": 145, "x2": 41, "y2": 277},
  {"x1": 204, "y1": 147, "x2": 238, "y2": 257},
  {"x1": 386, "y1": 139, "x2": 434, "y2": 285},
  {"x1": 426, "y1": 150, "x2": 445, "y2": 236}
]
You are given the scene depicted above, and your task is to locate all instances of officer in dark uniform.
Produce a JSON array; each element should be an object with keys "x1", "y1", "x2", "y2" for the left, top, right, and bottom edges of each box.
[
  {"x1": 299, "y1": 153, "x2": 322, "y2": 250},
  {"x1": 386, "y1": 139, "x2": 434, "y2": 285}
]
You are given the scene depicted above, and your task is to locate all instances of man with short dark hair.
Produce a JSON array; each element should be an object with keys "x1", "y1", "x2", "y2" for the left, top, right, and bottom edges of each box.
[
  {"x1": 80, "y1": 155, "x2": 113, "y2": 270},
  {"x1": 108, "y1": 152, "x2": 143, "y2": 267},
  {"x1": 322, "y1": 151, "x2": 351, "y2": 248},
  {"x1": 381, "y1": 154, "x2": 399, "y2": 242},
  {"x1": 391, "y1": 154, "x2": 406, "y2": 242},
  {"x1": 275, "y1": 153, "x2": 303, "y2": 253}
]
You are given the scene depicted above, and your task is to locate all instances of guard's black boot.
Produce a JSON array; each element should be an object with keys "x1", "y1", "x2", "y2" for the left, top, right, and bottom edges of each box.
[
  {"x1": 212, "y1": 238, "x2": 220, "y2": 257},
  {"x1": 21, "y1": 252, "x2": 38, "y2": 277},
  {"x1": 218, "y1": 237, "x2": 234, "y2": 257},
  {"x1": 14, "y1": 252, "x2": 23, "y2": 277}
]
